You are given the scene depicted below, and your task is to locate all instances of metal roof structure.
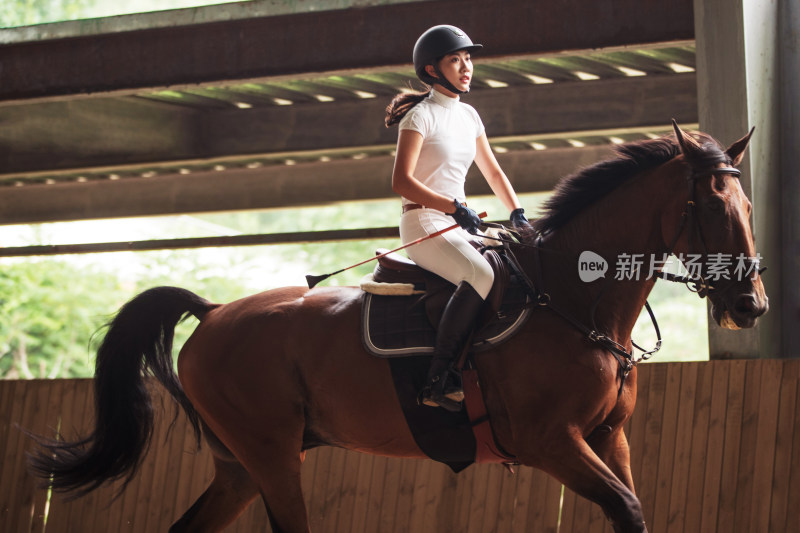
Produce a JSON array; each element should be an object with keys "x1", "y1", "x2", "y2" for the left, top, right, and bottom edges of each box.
[
  {"x1": 134, "y1": 45, "x2": 696, "y2": 108},
  {"x1": 2, "y1": 0, "x2": 797, "y2": 358},
  {"x1": 0, "y1": 1, "x2": 699, "y2": 224},
  {"x1": 2, "y1": 43, "x2": 697, "y2": 188}
]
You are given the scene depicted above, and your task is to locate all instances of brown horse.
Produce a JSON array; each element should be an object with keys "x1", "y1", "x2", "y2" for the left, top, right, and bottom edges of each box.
[{"x1": 28, "y1": 122, "x2": 767, "y2": 533}]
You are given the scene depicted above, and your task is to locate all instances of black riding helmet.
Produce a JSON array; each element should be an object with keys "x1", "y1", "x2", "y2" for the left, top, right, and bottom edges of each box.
[{"x1": 412, "y1": 25, "x2": 482, "y2": 95}]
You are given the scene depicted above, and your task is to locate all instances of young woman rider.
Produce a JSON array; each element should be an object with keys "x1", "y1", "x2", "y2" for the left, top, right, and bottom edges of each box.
[{"x1": 385, "y1": 25, "x2": 528, "y2": 411}]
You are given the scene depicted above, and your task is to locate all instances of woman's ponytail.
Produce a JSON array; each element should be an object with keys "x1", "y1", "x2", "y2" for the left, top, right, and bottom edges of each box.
[{"x1": 385, "y1": 89, "x2": 430, "y2": 127}]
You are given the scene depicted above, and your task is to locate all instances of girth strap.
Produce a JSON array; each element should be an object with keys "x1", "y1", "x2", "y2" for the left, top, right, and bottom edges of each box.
[{"x1": 462, "y1": 369, "x2": 517, "y2": 467}]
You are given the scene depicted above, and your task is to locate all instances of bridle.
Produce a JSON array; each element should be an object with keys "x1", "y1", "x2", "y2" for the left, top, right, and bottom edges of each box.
[
  {"x1": 654, "y1": 163, "x2": 761, "y2": 296},
  {"x1": 485, "y1": 162, "x2": 763, "y2": 396}
]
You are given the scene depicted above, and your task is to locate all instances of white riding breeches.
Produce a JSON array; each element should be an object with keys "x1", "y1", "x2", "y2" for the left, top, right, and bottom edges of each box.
[{"x1": 399, "y1": 208, "x2": 494, "y2": 300}]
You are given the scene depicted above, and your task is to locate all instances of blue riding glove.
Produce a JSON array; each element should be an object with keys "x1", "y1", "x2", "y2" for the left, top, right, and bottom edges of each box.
[
  {"x1": 510, "y1": 207, "x2": 528, "y2": 227},
  {"x1": 449, "y1": 199, "x2": 481, "y2": 235}
]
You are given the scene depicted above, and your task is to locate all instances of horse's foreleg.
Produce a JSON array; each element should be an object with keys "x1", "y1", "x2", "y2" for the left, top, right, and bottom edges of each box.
[
  {"x1": 169, "y1": 456, "x2": 259, "y2": 533},
  {"x1": 587, "y1": 425, "x2": 636, "y2": 495},
  {"x1": 534, "y1": 432, "x2": 647, "y2": 533}
]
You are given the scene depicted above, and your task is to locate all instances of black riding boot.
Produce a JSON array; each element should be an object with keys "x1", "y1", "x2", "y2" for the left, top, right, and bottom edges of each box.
[{"x1": 419, "y1": 281, "x2": 485, "y2": 412}]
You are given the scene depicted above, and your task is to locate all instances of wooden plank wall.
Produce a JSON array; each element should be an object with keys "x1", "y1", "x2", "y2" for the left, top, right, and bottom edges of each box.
[{"x1": 0, "y1": 360, "x2": 798, "y2": 533}]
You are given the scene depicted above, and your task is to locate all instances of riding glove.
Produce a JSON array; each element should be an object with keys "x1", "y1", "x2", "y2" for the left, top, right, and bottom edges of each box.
[
  {"x1": 510, "y1": 207, "x2": 528, "y2": 227},
  {"x1": 449, "y1": 199, "x2": 481, "y2": 234}
]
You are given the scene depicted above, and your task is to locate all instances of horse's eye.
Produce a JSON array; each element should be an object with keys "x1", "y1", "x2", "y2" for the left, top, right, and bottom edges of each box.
[{"x1": 706, "y1": 197, "x2": 725, "y2": 211}]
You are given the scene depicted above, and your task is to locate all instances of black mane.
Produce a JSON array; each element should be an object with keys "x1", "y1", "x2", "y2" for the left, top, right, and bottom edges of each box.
[
  {"x1": 531, "y1": 134, "x2": 729, "y2": 236},
  {"x1": 532, "y1": 138, "x2": 679, "y2": 235}
]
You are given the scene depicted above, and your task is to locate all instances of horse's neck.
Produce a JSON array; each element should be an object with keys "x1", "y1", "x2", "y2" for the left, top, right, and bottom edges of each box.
[{"x1": 536, "y1": 180, "x2": 669, "y2": 343}]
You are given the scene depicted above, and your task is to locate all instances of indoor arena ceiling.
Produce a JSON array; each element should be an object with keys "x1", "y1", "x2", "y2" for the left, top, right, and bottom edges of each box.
[{"x1": 0, "y1": 0, "x2": 697, "y2": 224}]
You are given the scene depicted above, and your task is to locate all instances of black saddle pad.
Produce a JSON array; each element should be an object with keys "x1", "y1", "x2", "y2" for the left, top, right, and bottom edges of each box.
[
  {"x1": 361, "y1": 282, "x2": 531, "y2": 358},
  {"x1": 388, "y1": 356, "x2": 476, "y2": 472},
  {"x1": 361, "y1": 272, "x2": 531, "y2": 470}
]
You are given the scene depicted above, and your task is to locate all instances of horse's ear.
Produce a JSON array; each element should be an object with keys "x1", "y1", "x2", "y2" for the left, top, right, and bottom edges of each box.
[
  {"x1": 672, "y1": 119, "x2": 703, "y2": 158},
  {"x1": 725, "y1": 126, "x2": 755, "y2": 166}
]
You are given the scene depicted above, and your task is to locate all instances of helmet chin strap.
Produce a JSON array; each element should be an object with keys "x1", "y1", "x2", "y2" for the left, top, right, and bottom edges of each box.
[{"x1": 431, "y1": 63, "x2": 469, "y2": 95}]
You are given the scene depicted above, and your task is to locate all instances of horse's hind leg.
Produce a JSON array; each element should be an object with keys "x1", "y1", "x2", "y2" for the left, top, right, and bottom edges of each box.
[
  {"x1": 248, "y1": 450, "x2": 308, "y2": 533},
  {"x1": 170, "y1": 456, "x2": 259, "y2": 533},
  {"x1": 535, "y1": 432, "x2": 647, "y2": 533},
  {"x1": 221, "y1": 420, "x2": 309, "y2": 533}
]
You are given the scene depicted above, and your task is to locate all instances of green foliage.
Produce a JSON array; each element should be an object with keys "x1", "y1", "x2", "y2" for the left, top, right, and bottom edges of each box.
[
  {"x1": 127, "y1": 249, "x2": 257, "y2": 352},
  {"x1": 0, "y1": 194, "x2": 709, "y2": 380},
  {"x1": 0, "y1": 0, "x2": 251, "y2": 28},
  {"x1": 0, "y1": 249, "x2": 256, "y2": 379},
  {"x1": 632, "y1": 280, "x2": 709, "y2": 362},
  {"x1": 0, "y1": 259, "x2": 123, "y2": 378},
  {"x1": 193, "y1": 199, "x2": 408, "y2": 288},
  {"x1": 0, "y1": 0, "x2": 98, "y2": 27}
]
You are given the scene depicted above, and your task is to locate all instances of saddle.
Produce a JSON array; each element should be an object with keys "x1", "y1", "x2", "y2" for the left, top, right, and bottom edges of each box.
[
  {"x1": 360, "y1": 245, "x2": 528, "y2": 470},
  {"x1": 360, "y1": 246, "x2": 532, "y2": 358}
]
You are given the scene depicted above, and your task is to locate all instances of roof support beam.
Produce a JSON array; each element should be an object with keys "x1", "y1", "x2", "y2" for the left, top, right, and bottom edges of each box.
[
  {"x1": 0, "y1": 227, "x2": 403, "y2": 257},
  {"x1": 0, "y1": 145, "x2": 613, "y2": 224},
  {"x1": 0, "y1": 0, "x2": 694, "y2": 103},
  {"x1": 203, "y1": 73, "x2": 697, "y2": 156},
  {"x1": 0, "y1": 74, "x2": 696, "y2": 176},
  {"x1": 0, "y1": 97, "x2": 197, "y2": 173}
]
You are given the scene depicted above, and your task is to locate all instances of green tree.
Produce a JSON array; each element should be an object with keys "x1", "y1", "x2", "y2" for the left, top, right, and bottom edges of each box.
[
  {"x1": 0, "y1": 195, "x2": 709, "y2": 381},
  {"x1": 1, "y1": 0, "x2": 98, "y2": 28},
  {"x1": 0, "y1": 259, "x2": 125, "y2": 378},
  {"x1": 0, "y1": 251, "x2": 255, "y2": 379},
  {"x1": 128, "y1": 249, "x2": 256, "y2": 351}
]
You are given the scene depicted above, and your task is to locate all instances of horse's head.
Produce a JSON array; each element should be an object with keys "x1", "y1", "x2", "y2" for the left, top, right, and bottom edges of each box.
[{"x1": 668, "y1": 121, "x2": 768, "y2": 329}]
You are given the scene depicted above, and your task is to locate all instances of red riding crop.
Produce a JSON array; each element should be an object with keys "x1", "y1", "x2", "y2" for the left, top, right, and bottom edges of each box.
[{"x1": 305, "y1": 211, "x2": 488, "y2": 288}]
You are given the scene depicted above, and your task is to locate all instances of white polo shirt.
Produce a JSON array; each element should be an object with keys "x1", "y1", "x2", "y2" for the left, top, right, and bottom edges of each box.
[{"x1": 398, "y1": 89, "x2": 485, "y2": 206}]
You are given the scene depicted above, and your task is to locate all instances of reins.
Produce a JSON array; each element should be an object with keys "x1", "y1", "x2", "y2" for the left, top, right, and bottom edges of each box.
[
  {"x1": 482, "y1": 227, "x2": 647, "y2": 394},
  {"x1": 481, "y1": 163, "x2": 758, "y2": 396},
  {"x1": 484, "y1": 225, "x2": 659, "y2": 379},
  {"x1": 527, "y1": 235, "x2": 646, "y2": 393}
]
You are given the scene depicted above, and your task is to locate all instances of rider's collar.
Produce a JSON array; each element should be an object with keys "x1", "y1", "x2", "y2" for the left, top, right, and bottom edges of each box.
[{"x1": 429, "y1": 88, "x2": 460, "y2": 109}]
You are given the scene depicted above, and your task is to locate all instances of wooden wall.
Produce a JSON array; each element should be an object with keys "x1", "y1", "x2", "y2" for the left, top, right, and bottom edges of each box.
[{"x1": 1, "y1": 359, "x2": 798, "y2": 532}]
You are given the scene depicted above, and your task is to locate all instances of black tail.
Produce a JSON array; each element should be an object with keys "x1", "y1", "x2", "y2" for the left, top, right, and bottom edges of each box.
[{"x1": 27, "y1": 286, "x2": 217, "y2": 497}]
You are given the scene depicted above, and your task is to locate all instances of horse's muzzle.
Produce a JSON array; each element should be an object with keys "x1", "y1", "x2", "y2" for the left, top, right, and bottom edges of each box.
[{"x1": 711, "y1": 289, "x2": 769, "y2": 330}]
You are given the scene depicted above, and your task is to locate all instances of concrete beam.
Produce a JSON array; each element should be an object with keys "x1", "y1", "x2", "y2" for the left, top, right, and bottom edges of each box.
[
  {"x1": 0, "y1": 74, "x2": 695, "y2": 175},
  {"x1": 0, "y1": 0, "x2": 694, "y2": 103},
  {"x1": 206, "y1": 73, "x2": 697, "y2": 155},
  {"x1": 0, "y1": 0, "x2": 427, "y2": 44},
  {"x1": 0, "y1": 145, "x2": 613, "y2": 224},
  {"x1": 0, "y1": 97, "x2": 197, "y2": 173}
]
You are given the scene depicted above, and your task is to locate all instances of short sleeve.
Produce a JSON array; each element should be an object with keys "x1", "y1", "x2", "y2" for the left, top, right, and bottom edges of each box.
[
  {"x1": 464, "y1": 104, "x2": 485, "y2": 138},
  {"x1": 398, "y1": 105, "x2": 429, "y2": 138}
]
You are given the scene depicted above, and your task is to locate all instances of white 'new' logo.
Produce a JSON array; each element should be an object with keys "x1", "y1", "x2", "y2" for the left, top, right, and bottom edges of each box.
[{"x1": 578, "y1": 251, "x2": 608, "y2": 282}]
